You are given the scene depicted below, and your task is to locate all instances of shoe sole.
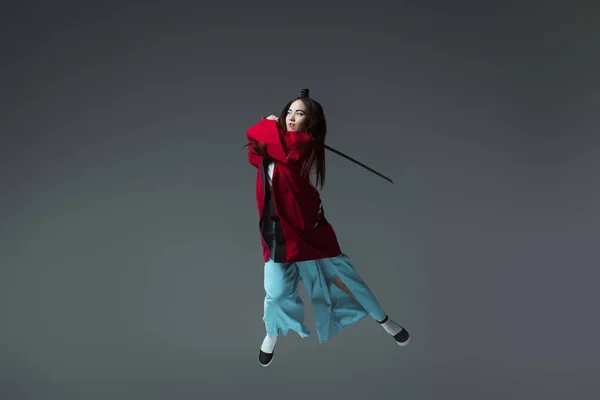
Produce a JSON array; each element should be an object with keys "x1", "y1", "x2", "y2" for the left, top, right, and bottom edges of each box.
[
  {"x1": 260, "y1": 358, "x2": 273, "y2": 367},
  {"x1": 396, "y1": 336, "x2": 411, "y2": 346},
  {"x1": 259, "y1": 351, "x2": 274, "y2": 367}
]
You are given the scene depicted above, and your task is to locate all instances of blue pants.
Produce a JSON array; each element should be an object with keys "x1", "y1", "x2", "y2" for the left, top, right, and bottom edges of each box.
[{"x1": 262, "y1": 219, "x2": 387, "y2": 343}]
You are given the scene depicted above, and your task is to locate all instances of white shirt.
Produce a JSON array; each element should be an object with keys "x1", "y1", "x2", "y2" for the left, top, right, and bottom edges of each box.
[{"x1": 267, "y1": 161, "x2": 275, "y2": 187}]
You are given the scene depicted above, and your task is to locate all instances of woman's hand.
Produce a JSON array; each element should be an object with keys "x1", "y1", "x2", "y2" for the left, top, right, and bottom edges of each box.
[{"x1": 265, "y1": 115, "x2": 279, "y2": 120}]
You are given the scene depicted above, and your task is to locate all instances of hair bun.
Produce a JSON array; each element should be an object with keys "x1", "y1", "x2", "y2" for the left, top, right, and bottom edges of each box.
[{"x1": 300, "y1": 88, "x2": 310, "y2": 98}]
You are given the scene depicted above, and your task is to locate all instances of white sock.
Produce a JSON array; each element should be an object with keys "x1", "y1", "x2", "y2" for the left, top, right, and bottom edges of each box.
[
  {"x1": 260, "y1": 335, "x2": 277, "y2": 353},
  {"x1": 378, "y1": 316, "x2": 403, "y2": 336}
]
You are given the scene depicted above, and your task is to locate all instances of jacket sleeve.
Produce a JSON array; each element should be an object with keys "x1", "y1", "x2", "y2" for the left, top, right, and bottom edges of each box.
[
  {"x1": 247, "y1": 142, "x2": 262, "y2": 169},
  {"x1": 245, "y1": 118, "x2": 268, "y2": 169},
  {"x1": 246, "y1": 118, "x2": 312, "y2": 168}
]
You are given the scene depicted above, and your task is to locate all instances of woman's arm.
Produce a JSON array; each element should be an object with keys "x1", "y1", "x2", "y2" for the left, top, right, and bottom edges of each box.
[
  {"x1": 247, "y1": 143, "x2": 262, "y2": 168},
  {"x1": 245, "y1": 117, "x2": 276, "y2": 143},
  {"x1": 245, "y1": 117, "x2": 272, "y2": 168},
  {"x1": 245, "y1": 118, "x2": 312, "y2": 167}
]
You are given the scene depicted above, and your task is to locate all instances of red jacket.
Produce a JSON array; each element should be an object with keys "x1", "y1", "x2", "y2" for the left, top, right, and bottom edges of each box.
[{"x1": 246, "y1": 118, "x2": 342, "y2": 263}]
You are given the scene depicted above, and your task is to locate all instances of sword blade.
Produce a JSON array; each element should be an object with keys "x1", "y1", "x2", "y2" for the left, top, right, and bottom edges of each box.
[{"x1": 325, "y1": 144, "x2": 394, "y2": 184}]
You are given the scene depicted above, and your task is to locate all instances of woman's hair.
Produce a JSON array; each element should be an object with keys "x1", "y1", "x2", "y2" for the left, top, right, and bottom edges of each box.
[{"x1": 278, "y1": 88, "x2": 327, "y2": 190}]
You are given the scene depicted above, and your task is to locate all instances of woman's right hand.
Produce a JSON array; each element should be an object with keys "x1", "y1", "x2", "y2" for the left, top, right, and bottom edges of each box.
[{"x1": 264, "y1": 115, "x2": 279, "y2": 120}]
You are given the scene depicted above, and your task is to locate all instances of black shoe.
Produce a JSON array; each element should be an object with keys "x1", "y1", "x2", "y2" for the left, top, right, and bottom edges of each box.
[
  {"x1": 393, "y1": 328, "x2": 411, "y2": 346},
  {"x1": 259, "y1": 349, "x2": 274, "y2": 367},
  {"x1": 377, "y1": 315, "x2": 411, "y2": 347}
]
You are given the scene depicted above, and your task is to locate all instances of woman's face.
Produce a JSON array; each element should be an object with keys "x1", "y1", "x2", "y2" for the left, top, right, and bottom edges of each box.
[{"x1": 285, "y1": 100, "x2": 307, "y2": 132}]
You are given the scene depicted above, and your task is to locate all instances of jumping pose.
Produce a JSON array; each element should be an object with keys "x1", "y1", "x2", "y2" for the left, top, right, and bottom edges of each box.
[{"x1": 245, "y1": 88, "x2": 410, "y2": 367}]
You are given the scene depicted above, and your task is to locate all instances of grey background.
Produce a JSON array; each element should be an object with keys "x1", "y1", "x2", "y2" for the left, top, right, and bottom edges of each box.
[{"x1": 2, "y1": 1, "x2": 599, "y2": 399}]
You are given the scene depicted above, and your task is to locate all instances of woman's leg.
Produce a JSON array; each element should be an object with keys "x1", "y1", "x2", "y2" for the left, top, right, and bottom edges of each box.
[
  {"x1": 332, "y1": 275, "x2": 366, "y2": 311},
  {"x1": 327, "y1": 258, "x2": 387, "y2": 322},
  {"x1": 263, "y1": 259, "x2": 309, "y2": 342},
  {"x1": 327, "y1": 254, "x2": 411, "y2": 345},
  {"x1": 260, "y1": 259, "x2": 310, "y2": 366}
]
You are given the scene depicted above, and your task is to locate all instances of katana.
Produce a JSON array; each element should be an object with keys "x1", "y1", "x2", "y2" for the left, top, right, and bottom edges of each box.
[
  {"x1": 243, "y1": 141, "x2": 394, "y2": 184},
  {"x1": 324, "y1": 144, "x2": 394, "y2": 184}
]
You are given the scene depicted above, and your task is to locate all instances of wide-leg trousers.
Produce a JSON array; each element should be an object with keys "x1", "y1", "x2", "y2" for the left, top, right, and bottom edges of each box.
[{"x1": 262, "y1": 219, "x2": 387, "y2": 343}]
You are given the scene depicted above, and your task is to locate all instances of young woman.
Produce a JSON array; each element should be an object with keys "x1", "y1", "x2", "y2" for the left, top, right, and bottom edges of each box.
[{"x1": 245, "y1": 88, "x2": 410, "y2": 367}]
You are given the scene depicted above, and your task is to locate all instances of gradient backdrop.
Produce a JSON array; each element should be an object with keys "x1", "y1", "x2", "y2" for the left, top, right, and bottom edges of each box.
[{"x1": 2, "y1": 1, "x2": 599, "y2": 399}]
